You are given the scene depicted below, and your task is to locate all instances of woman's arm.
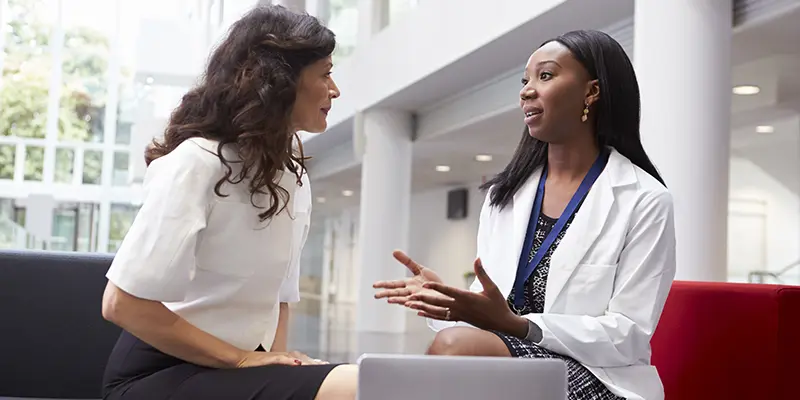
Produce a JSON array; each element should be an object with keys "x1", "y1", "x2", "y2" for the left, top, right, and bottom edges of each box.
[
  {"x1": 102, "y1": 282, "x2": 244, "y2": 368},
  {"x1": 522, "y1": 190, "x2": 676, "y2": 368},
  {"x1": 103, "y1": 142, "x2": 255, "y2": 368},
  {"x1": 270, "y1": 303, "x2": 290, "y2": 352}
]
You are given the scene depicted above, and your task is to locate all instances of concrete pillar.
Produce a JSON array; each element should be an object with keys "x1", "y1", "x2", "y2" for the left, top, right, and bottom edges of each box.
[
  {"x1": 635, "y1": 0, "x2": 733, "y2": 281},
  {"x1": 354, "y1": 110, "x2": 413, "y2": 352}
]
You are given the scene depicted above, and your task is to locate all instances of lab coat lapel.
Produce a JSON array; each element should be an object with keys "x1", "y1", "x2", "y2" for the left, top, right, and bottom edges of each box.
[
  {"x1": 502, "y1": 167, "x2": 543, "y2": 298},
  {"x1": 543, "y1": 159, "x2": 616, "y2": 312}
]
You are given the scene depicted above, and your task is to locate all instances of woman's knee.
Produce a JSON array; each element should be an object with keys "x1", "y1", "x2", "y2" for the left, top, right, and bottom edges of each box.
[
  {"x1": 426, "y1": 327, "x2": 509, "y2": 357},
  {"x1": 427, "y1": 327, "x2": 469, "y2": 355},
  {"x1": 315, "y1": 364, "x2": 357, "y2": 400}
]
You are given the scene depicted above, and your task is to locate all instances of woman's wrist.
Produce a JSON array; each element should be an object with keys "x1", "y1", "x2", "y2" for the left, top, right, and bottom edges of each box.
[{"x1": 503, "y1": 314, "x2": 531, "y2": 339}]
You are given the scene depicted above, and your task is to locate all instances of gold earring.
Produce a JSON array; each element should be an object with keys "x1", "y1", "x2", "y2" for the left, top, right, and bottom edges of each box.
[{"x1": 581, "y1": 103, "x2": 589, "y2": 122}]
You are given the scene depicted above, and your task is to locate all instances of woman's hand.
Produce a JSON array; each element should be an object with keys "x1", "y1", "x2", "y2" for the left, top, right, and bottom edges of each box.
[
  {"x1": 373, "y1": 250, "x2": 445, "y2": 305},
  {"x1": 236, "y1": 351, "x2": 328, "y2": 368},
  {"x1": 289, "y1": 351, "x2": 329, "y2": 365},
  {"x1": 405, "y1": 258, "x2": 529, "y2": 338}
]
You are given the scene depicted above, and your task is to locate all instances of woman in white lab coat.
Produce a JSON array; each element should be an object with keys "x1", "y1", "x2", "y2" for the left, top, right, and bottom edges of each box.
[
  {"x1": 374, "y1": 30, "x2": 676, "y2": 400},
  {"x1": 100, "y1": 6, "x2": 356, "y2": 400}
]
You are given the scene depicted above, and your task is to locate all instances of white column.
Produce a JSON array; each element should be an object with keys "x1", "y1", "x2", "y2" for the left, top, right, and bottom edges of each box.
[
  {"x1": 98, "y1": 0, "x2": 122, "y2": 254},
  {"x1": 355, "y1": 110, "x2": 413, "y2": 351},
  {"x1": 634, "y1": 0, "x2": 733, "y2": 282},
  {"x1": 23, "y1": 194, "x2": 55, "y2": 249},
  {"x1": 43, "y1": 0, "x2": 64, "y2": 185}
]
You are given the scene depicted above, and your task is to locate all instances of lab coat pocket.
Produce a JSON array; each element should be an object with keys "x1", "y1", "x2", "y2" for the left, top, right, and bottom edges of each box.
[{"x1": 565, "y1": 263, "x2": 617, "y2": 315}]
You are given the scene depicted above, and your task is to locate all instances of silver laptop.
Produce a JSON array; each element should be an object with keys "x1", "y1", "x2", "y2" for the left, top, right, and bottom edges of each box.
[{"x1": 357, "y1": 353, "x2": 567, "y2": 400}]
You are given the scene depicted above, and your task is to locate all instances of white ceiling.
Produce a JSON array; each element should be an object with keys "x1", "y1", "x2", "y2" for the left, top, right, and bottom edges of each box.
[{"x1": 309, "y1": 5, "x2": 800, "y2": 215}]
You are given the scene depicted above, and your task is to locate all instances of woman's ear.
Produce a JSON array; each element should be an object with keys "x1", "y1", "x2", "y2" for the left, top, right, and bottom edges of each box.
[{"x1": 585, "y1": 79, "x2": 600, "y2": 106}]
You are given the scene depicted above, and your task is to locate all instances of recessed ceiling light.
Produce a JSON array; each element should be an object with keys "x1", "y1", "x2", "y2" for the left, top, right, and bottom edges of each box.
[
  {"x1": 475, "y1": 154, "x2": 493, "y2": 162},
  {"x1": 436, "y1": 165, "x2": 451, "y2": 172},
  {"x1": 342, "y1": 190, "x2": 353, "y2": 197},
  {"x1": 732, "y1": 85, "x2": 760, "y2": 95},
  {"x1": 756, "y1": 125, "x2": 774, "y2": 134},
  {"x1": 317, "y1": 197, "x2": 327, "y2": 203}
]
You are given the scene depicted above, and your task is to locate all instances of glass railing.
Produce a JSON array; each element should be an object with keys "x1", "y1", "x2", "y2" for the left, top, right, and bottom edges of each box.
[{"x1": 0, "y1": 214, "x2": 48, "y2": 250}]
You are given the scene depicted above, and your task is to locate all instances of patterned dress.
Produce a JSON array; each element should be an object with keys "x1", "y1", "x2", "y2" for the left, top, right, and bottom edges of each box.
[{"x1": 491, "y1": 213, "x2": 624, "y2": 400}]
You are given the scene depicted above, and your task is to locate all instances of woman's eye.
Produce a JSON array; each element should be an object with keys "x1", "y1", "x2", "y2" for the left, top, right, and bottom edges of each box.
[
  {"x1": 539, "y1": 72, "x2": 553, "y2": 80},
  {"x1": 521, "y1": 78, "x2": 529, "y2": 86}
]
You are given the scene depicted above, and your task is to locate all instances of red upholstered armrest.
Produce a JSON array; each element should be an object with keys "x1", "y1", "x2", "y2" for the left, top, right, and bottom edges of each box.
[{"x1": 651, "y1": 280, "x2": 800, "y2": 400}]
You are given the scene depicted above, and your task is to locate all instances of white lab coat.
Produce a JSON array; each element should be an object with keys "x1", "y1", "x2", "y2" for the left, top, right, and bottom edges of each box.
[{"x1": 429, "y1": 148, "x2": 676, "y2": 400}]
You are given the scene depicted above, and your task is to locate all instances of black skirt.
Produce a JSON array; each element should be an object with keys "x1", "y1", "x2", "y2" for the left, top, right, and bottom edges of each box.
[{"x1": 102, "y1": 331, "x2": 339, "y2": 400}]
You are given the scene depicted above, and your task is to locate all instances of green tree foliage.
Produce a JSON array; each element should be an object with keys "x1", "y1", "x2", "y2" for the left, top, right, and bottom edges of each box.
[{"x1": 0, "y1": 0, "x2": 109, "y2": 181}]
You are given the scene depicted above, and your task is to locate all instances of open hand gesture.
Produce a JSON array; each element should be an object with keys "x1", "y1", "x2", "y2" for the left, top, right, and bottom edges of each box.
[
  {"x1": 405, "y1": 258, "x2": 524, "y2": 335},
  {"x1": 373, "y1": 250, "x2": 444, "y2": 305}
]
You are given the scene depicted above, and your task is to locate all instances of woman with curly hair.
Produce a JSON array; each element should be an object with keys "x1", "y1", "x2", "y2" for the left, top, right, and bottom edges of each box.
[{"x1": 100, "y1": 6, "x2": 354, "y2": 400}]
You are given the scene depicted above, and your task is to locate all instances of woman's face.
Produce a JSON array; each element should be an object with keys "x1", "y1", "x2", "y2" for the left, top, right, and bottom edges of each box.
[
  {"x1": 291, "y1": 56, "x2": 340, "y2": 133},
  {"x1": 519, "y1": 41, "x2": 598, "y2": 143}
]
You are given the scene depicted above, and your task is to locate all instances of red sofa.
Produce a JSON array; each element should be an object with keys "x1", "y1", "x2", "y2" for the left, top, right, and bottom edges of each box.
[{"x1": 651, "y1": 280, "x2": 800, "y2": 399}]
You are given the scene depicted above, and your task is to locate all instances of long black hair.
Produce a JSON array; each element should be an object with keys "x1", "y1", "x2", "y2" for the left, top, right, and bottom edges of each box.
[{"x1": 481, "y1": 29, "x2": 665, "y2": 209}]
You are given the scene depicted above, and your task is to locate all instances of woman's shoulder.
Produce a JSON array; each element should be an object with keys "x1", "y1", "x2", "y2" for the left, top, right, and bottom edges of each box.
[
  {"x1": 626, "y1": 167, "x2": 673, "y2": 218},
  {"x1": 160, "y1": 138, "x2": 223, "y2": 169},
  {"x1": 146, "y1": 138, "x2": 225, "y2": 185}
]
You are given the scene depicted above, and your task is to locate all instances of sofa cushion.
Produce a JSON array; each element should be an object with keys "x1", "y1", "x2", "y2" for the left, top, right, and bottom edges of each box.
[
  {"x1": 651, "y1": 280, "x2": 800, "y2": 400},
  {"x1": 0, "y1": 250, "x2": 120, "y2": 399}
]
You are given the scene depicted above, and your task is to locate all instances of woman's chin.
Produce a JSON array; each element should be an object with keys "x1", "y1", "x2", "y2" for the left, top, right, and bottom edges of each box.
[
  {"x1": 527, "y1": 126, "x2": 548, "y2": 141},
  {"x1": 298, "y1": 123, "x2": 326, "y2": 135}
]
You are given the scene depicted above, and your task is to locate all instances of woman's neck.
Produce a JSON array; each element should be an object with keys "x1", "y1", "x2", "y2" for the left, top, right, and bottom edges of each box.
[{"x1": 546, "y1": 135, "x2": 600, "y2": 184}]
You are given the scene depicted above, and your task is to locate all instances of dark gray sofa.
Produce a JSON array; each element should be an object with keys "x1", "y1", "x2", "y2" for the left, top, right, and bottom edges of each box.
[{"x1": 0, "y1": 250, "x2": 121, "y2": 399}]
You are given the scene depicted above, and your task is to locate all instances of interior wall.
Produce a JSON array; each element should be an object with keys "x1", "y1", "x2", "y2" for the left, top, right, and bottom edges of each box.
[
  {"x1": 405, "y1": 181, "x2": 486, "y2": 332},
  {"x1": 729, "y1": 156, "x2": 800, "y2": 283}
]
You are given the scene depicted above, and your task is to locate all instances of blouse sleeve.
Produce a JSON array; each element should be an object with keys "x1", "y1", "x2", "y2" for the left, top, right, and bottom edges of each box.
[
  {"x1": 105, "y1": 143, "x2": 219, "y2": 303},
  {"x1": 278, "y1": 173, "x2": 311, "y2": 304}
]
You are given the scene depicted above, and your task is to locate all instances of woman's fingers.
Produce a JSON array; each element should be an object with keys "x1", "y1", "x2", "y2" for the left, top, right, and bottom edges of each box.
[
  {"x1": 405, "y1": 300, "x2": 448, "y2": 317},
  {"x1": 387, "y1": 296, "x2": 412, "y2": 304},
  {"x1": 374, "y1": 287, "x2": 412, "y2": 299},
  {"x1": 416, "y1": 310, "x2": 451, "y2": 321},
  {"x1": 271, "y1": 354, "x2": 301, "y2": 366},
  {"x1": 392, "y1": 250, "x2": 423, "y2": 276},
  {"x1": 408, "y1": 292, "x2": 454, "y2": 308},
  {"x1": 372, "y1": 280, "x2": 407, "y2": 289},
  {"x1": 422, "y1": 282, "x2": 472, "y2": 300}
]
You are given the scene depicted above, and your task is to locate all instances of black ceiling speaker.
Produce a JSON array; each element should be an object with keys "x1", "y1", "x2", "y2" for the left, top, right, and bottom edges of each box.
[{"x1": 447, "y1": 188, "x2": 468, "y2": 220}]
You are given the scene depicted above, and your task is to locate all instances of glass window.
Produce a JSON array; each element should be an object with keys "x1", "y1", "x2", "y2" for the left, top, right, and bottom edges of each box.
[
  {"x1": 57, "y1": 0, "x2": 115, "y2": 143},
  {"x1": 54, "y1": 147, "x2": 74, "y2": 183},
  {"x1": 0, "y1": 0, "x2": 56, "y2": 141},
  {"x1": 328, "y1": 0, "x2": 358, "y2": 63},
  {"x1": 23, "y1": 145, "x2": 43, "y2": 181},
  {"x1": 51, "y1": 203, "x2": 77, "y2": 251},
  {"x1": 108, "y1": 203, "x2": 140, "y2": 253},
  {"x1": 0, "y1": 145, "x2": 15, "y2": 179},
  {"x1": 112, "y1": 151, "x2": 129, "y2": 186},
  {"x1": 50, "y1": 201, "x2": 99, "y2": 252},
  {"x1": 82, "y1": 149, "x2": 102, "y2": 184},
  {"x1": 389, "y1": 0, "x2": 419, "y2": 25}
]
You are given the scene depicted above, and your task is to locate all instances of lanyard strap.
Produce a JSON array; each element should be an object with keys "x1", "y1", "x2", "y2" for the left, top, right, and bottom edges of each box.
[{"x1": 512, "y1": 149, "x2": 610, "y2": 308}]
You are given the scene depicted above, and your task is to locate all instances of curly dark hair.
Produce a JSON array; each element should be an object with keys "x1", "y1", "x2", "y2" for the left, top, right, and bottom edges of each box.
[{"x1": 144, "y1": 5, "x2": 336, "y2": 221}]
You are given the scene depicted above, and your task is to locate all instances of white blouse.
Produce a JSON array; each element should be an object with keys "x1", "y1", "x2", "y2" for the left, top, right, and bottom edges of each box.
[{"x1": 106, "y1": 137, "x2": 311, "y2": 351}]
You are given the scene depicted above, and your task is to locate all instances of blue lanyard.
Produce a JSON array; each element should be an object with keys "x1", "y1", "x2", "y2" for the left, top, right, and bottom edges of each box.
[{"x1": 512, "y1": 149, "x2": 610, "y2": 309}]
